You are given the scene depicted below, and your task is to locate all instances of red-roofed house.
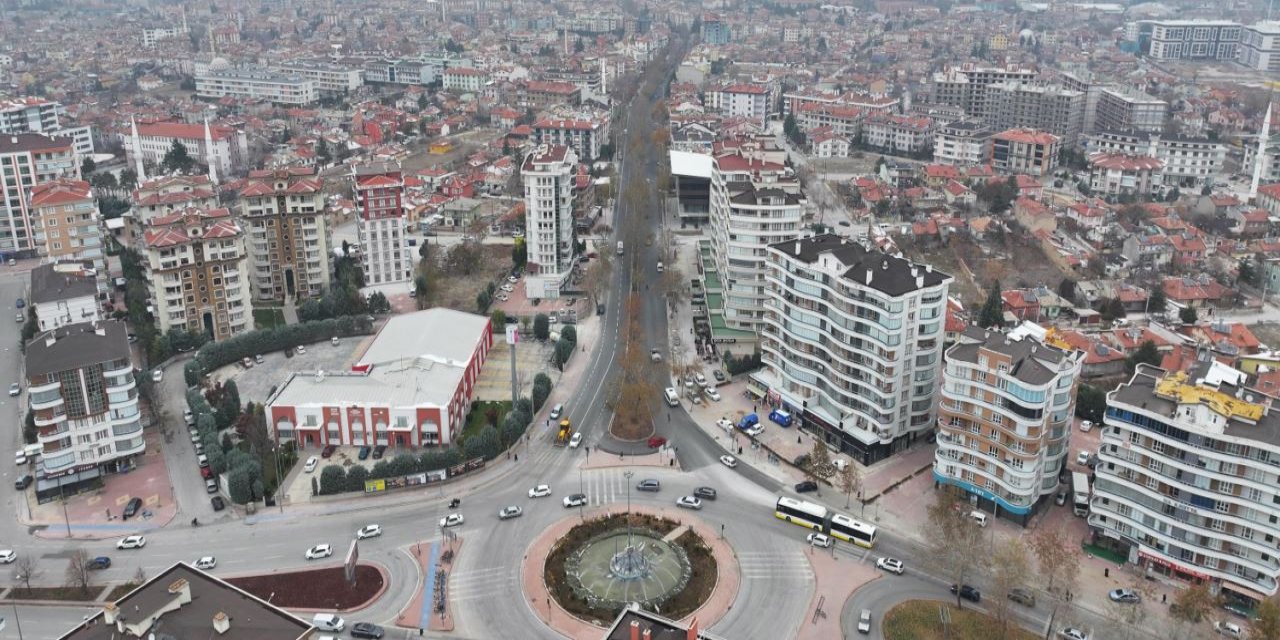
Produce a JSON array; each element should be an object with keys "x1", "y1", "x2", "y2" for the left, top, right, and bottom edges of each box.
[
  {"x1": 1087, "y1": 152, "x2": 1163, "y2": 198},
  {"x1": 810, "y1": 129, "x2": 850, "y2": 158},
  {"x1": 1231, "y1": 207, "x2": 1272, "y2": 238},
  {"x1": 1163, "y1": 276, "x2": 1234, "y2": 311},
  {"x1": 1259, "y1": 183, "x2": 1280, "y2": 217},
  {"x1": 1065, "y1": 201, "x2": 1108, "y2": 229},
  {"x1": 1013, "y1": 196, "x2": 1056, "y2": 234},
  {"x1": 1056, "y1": 329, "x2": 1128, "y2": 378}
]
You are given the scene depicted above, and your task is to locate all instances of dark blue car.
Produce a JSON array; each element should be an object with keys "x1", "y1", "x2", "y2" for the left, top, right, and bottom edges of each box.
[{"x1": 87, "y1": 557, "x2": 111, "y2": 570}]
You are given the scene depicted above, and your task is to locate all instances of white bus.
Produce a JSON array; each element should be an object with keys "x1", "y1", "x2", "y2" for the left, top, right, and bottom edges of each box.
[
  {"x1": 829, "y1": 513, "x2": 877, "y2": 548},
  {"x1": 775, "y1": 496, "x2": 827, "y2": 530}
]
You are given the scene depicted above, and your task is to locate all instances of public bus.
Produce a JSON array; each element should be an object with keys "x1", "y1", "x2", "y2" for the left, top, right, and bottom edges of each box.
[{"x1": 774, "y1": 497, "x2": 878, "y2": 548}]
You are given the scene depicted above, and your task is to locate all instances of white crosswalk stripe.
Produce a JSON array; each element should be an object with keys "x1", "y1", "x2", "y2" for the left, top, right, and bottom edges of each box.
[
  {"x1": 448, "y1": 566, "x2": 518, "y2": 602},
  {"x1": 737, "y1": 551, "x2": 814, "y2": 580}
]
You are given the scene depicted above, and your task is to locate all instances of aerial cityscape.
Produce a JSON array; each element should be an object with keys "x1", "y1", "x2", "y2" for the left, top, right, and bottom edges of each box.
[{"x1": 0, "y1": 0, "x2": 1278, "y2": 638}]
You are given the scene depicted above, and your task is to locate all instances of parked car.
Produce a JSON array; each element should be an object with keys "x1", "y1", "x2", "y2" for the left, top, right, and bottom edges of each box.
[
  {"x1": 1059, "y1": 628, "x2": 1089, "y2": 640},
  {"x1": 116, "y1": 535, "x2": 146, "y2": 550},
  {"x1": 241, "y1": 357, "x2": 254, "y2": 368},
  {"x1": 356, "y1": 525, "x2": 382, "y2": 540},
  {"x1": 1008, "y1": 588, "x2": 1036, "y2": 607},
  {"x1": 304, "y1": 457, "x2": 319, "y2": 473},
  {"x1": 950, "y1": 584, "x2": 981, "y2": 602},
  {"x1": 694, "y1": 486, "x2": 717, "y2": 500},
  {"x1": 549, "y1": 404, "x2": 564, "y2": 420},
  {"x1": 358, "y1": 446, "x2": 371, "y2": 460},
  {"x1": 254, "y1": 354, "x2": 264, "y2": 364},
  {"x1": 676, "y1": 496, "x2": 702, "y2": 510},
  {"x1": 1108, "y1": 588, "x2": 1140, "y2": 604},
  {"x1": 875, "y1": 557, "x2": 905, "y2": 575},
  {"x1": 14, "y1": 298, "x2": 23, "y2": 308},
  {"x1": 1076, "y1": 450, "x2": 1091, "y2": 466},
  {"x1": 205, "y1": 478, "x2": 218, "y2": 494},
  {"x1": 694, "y1": 373, "x2": 707, "y2": 387},
  {"x1": 211, "y1": 496, "x2": 225, "y2": 511},
  {"x1": 498, "y1": 506, "x2": 523, "y2": 520},
  {"x1": 807, "y1": 533, "x2": 832, "y2": 548},
  {"x1": 1079, "y1": 420, "x2": 1093, "y2": 432},
  {"x1": 151, "y1": 369, "x2": 163, "y2": 383},
  {"x1": 705, "y1": 388, "x2": 721, "y2": 401},
  {"x1": 372, "y1": 445, "x2": 387, "y2": 459},
  {"x1": 14, "y1": 474, "x2": 32, "y2": 490},
  {"x1": 794, "y1": 480, "x2": 818, "y2": 493},
  {"x1": 15, "y1": 312, "x2": 23, "y2": 323},
  {"x1": 331, "y1": 337, "x2": 340, "y2": 346},
  {"x1": 650, "y1": 349, "x2": 662, "y2": 362},
  {"x1": 321, "y1": 445, "x2": 337, "y2": 458},
  {"x1": 563, "y1": 493, "x2": 587, "y2": 508},
  {"x1": 713, "y1": 370, "x2": 726, "y2": 382},
  {"x1": 636, "y1": 479, "x2": 661, "y2": 492},
  {"x1": 7, "y1": 382, "x2": 19, "y2": 397},
  {"x1": 0, "y1": 550, "x2": 16, "y2": 564},
  {"x1": 296, "y1": 345, "x2": 306, "y2": 354},
  {"x1": 351, "y1": 622, "x2": 385, "y2": 639},
  {"x1": 1214, "y1": 621, "x2": 1245, "y2": 638},
  {"x1": 122, "y1": 497, "x2": 143, "y2": 519},
  {"x1": 305, "y1": 544, "x2": 333, "y2": 560}
]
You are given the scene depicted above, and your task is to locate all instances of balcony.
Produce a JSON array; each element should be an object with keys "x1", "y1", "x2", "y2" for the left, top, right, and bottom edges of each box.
[{"x1": 30, "y1": 394, "x2": 64, "y2": 411}]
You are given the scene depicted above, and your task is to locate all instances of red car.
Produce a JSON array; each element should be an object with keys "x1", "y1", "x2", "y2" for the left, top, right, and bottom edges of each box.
[
  {"x1": 648, "y1": 436, "x2": 667, "y2": 448},
  {"x1": 321, "y1": 445, "x2": 337, "y2": 458},
  {"x1": 200, "y1": 466, "x2": 213, "y2": 479}
]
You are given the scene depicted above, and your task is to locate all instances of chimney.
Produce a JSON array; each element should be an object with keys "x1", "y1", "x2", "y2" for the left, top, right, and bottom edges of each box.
[
  {"x1": 794, "y1": 240, "x2": 800, "y2": 254},
  {"x1": 45, "y1": 333, "x2": 56, "y2": 348},
  {"x1": 916, "y1": 275, "x2": 924, "y2": 288},
  {"x1": 865, "y1": 270, "x2": 872, "y2": 285},
  {"x1": 212, "y1": 611, "x2": 231, "y2": 634},
  {"x1": 630, "y1": 620, "x2": 641, "y2": 640},
  {"x1": 103, "y1": 602, "x2": 119, "y2": 625},
  {"x1": 926, "y1": 264, "x2": 933, "y2": 273},
  {"x1": 168, "y1": 578, "x2": 192, "y2": 605}
]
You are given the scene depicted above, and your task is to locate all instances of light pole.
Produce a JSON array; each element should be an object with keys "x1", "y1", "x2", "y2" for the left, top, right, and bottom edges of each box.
[{"x1": 578, "y1": 468, "x2": 584, "y2": 521}]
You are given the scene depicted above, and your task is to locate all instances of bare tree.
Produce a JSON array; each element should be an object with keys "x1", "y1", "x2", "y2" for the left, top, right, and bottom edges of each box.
[
  {"x1": 803, "y1": 438, "x2": 834, "y2": 492},
  {"x1": 66, "y1": 549, "x2": 93, "y2": 593},
  {"x1": 13, "y1": 554, "x2": 40, "y2": 594},
  {"x1": 1029, "y1": 527, "x2": 1080, "y2": 635},
  {"x1": 1251, "y1": 593, "x2": 1280, "y2": 640},
  {"x1": 1164, "y1": 582, "x2": 1221, "y2": 640},
  {"x1": 133, "y1": 565, "x2": 148, "y2": 586},
  {"x1": 926, "y1": 486, "x2": 988, "y2": 609},
  {"x1": 989, "y1": 537, "x2": 1032, "y2": 638},
  {"x1": 838, "y1": 462, "x2": 862, "y2": 510}
]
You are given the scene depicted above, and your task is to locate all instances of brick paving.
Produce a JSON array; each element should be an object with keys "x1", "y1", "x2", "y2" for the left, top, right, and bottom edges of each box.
[{"x1": 798, "y1": 546, "x2": 881, "y2": 640}]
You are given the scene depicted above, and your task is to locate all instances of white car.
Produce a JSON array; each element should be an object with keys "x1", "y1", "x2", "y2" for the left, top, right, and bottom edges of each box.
[
  {"x1": 356, "y1": 524, "x2": 382, "y2": 540},
  {"x1": 305, "y1": 544, "x2": 333, "y2": 560},
  {"x1": 719, "y1": 455, "x2": 738, "y2": 468},
  {"x1": 549, "y1": 404, "x2": 563, "y2": 420},
  {"x1": 151, "y1": 369, "x2": 164, "y2": 383},
  {"x1": 439, "y1": 513, "x2": 464, "y2": 528},
  {"x1": 304, "y1": 456, "x2": 318, "y2": 473},
  {"x1": 193, "y1": 556, "x2": 217, "y2": 570},
  {"x1": 117, "y1": 535, "x2": 146, "y2": 550},
  {"x1": 705, "y1": 388, "x2": 721, "y2": 401},
  {"x1": 569, "y1": 432, "x2": 582, "y2": 449},
  {"x1": 498, "y1": 506, "x2": 523, "y2": 520},
  {"x1": 1059, "y1": 628, "x2": 1089, "y2": 640},
  {"x1": 807, "y1": 532, "x2": 832, "y2": 548},
  {"x1": 650, "y1": 349, "x2": 662, "y2": 362},
  {"x1": 1076, "y1": 450, "x2": 1091, "y2": 466},
  {"x1": 529, "y1": 484, "x2": 552, "y2": 498},
  {"x1": 183, "y1": 410, "x2": 195, "y2": 426},
  {"x1": 1214, "y1": 621, "x2": 1245, "y2": 638},
  {"x1": 562, "y1": 493, "x2": 587, "y2": 508},
  {"x1": 7, "y1": 382, "x2": 19, "y2": 397},
  {"x1": 1079, "y1": 420, "x2": 1093, "y2": 432},
  {"x1": 296, "y1": 345, "x2": 306, "y2": 355},
  {"x1": 694, "y1": 373, "x2": 707, "y2": 387},
  {"x1": 875, "y1": 557, "x2": 905, "y2": 574},
  {"x1": 745, "y1": 424, "x2": 764, "y2": 437},
  {"x1": 0, "y1": 550, "x2": 15, "y2": 564},
  {"x1": 676, "y1": 496, "x2": 702, "y2": 510},
  {"x1": 857, "y1": 609, "x2": 872, "y2": 634}
]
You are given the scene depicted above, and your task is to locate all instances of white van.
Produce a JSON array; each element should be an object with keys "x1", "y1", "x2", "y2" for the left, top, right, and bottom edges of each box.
[
  {"x1": 968, "y1": 510, "x2": 988, "y2": 527},
  {"x1": 312, "y1": 613, "x2": 345, "y2": 632},
  {"x1": 656, "y1": 261, "x2": 664, "y2": 273},
  {"x1": 663, "y1": 387, "x2": 680, "y2": 407}
]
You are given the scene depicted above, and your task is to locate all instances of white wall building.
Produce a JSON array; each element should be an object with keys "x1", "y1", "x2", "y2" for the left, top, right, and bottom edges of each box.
[
  {"x1": 705, "y1": 84, "x2": 771, "y2": 124},
  {"x1": 127, "y1": 121, "x2": 249, "y2": 180},
  {"x1": 1086, "y1": 131, "x2": 1225, "y2": 189},
  {"x1": 196, "y1": 67, "x2": 319, "y2": 105},
  {"x1": 30, "y1": 264, "x2": 101, "y2": 331},
  {"x1": 1240, "y1": 22, "x2": 1280, "y2": 73},
  {"x1": 353, "y1": 164, "x2": 411, "y2": 287},
  {"x1": 0, "y1": 98, "x2": 93, "y2": 157},
  {"x1": 933, "y1": 120, "x2": 993, "y2": 166},
  {"x1": 522, "y1": 145, "x2": 577, "y2": 300},
  {"x1": 271, "y1": 60, "x2": 363, "y2": 96}
]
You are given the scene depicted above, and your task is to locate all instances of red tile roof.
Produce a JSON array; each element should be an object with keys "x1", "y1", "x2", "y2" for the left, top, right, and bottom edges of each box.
[
  {"x1": 29, "y1": 179, "x2": 92, "y2": 207},
  {"x1": 138, "y1": 122, "x2": 236, "y2": 141}
]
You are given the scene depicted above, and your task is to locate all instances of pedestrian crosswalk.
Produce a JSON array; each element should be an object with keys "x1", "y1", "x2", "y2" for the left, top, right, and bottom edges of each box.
[
  {"x1": 576, "y1": 468, "x2": 645, "y2": 507},
  {"x1": 448, "y1": 565, "x2": 518, "y2": 603},
  {"x1": 737, "y1": 550, "x2": 815, "y2": 581}
]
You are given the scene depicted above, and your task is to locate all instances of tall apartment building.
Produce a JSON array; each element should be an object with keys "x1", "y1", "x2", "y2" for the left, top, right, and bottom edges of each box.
[
  {"x1": 1133, "y1": 19, "x2": 1243, "y2": 61},
  {"x1": 701, "y1": 14, "x2": 731, "y2": 45},
  {"x1": 934, "y1": 325, "x2": 1083, "y2": 524},
  {"x1": 533, "y1": 118, "x2": 611, "y2": 162},
  {"x1": 1096, "y1": 88, "x2": 1168, "y2": 135},
  {"x1": 708, "y1": 149, "x2": 805, "y2": 335},
  {"x1": 757, "y1": 234, "x2": 952, "y2": 463},
  {"x1": 991, "y1": 128, "x2": 1060, "y2": 177},
  {"x1": 1059, "y1": 71, "x2": 1114, "y2": 135},
  {"x1": 1086, "y1": 131, "x2": 1225, "y2": 189},
  {"x1": 1240, "y1": 22, "x2": 1280, "y2": 73},
  {"x1": 0, "y1": 133, "x2": 78, "y2": 257},
  {"x1": 0, "y1": 97, "x2": 93, "y2": 156},
  {"x1": 353, "y1": 163, "x2": 411, "y2": 287},
  {"x1": 933, "y1": 120, "x2": 993, "y2": 166},
  {"x1": 238, "y1": 168, "x2": 328, "y2": 302},
  {"x1": 987, "y1": 81, "x2": 1085, "y2": 147},
  {"x1": 1242, "y1": 134, "x2": 1280, "y2": 184},
  {"x1": 1091, "y1": 363, "x2": 1280, "y2": 606},
  {"x1": 195, "y1": 67, "x2": 319, "y2": 105},
  {"x1": 522, "y1": 145, "x2": 578, "y2": 300},
  {"x1": 25, "y1": 320, "x2": 143, "y2": 497},
  {"x1": 142, "y1": 207, "x2": 251, "y2": 340},
  {"x1": 705, "y1": 84, "x2": 771, "y2": 124},
  {"x1": 929, "y1": 64, "x2": 1039, "y2": 121},
  {"x1": 131, "y1": 175, "x2": 218, "y2": 227},
  {"x1": 28, "y1": 179, "x2": 105, "y2": 273}
]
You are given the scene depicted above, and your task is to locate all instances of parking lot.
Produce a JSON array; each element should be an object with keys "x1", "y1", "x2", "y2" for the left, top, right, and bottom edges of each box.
[{"x1": 209, "y1": 336, "x2": 374, "y2": 404}]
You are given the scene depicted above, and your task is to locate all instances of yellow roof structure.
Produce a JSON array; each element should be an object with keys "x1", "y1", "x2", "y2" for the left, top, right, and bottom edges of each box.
[
  {"x1": 1155, "y1": 371, "x2": 1264, "y2": 423},
  {"x1": 1042, "y1": 327, "x2": 1074, "y2": 353}
]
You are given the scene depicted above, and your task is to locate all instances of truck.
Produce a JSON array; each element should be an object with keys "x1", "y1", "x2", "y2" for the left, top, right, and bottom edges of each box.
[
  {"x1": 1071, "y1": 471, "x2": 1090, "y2": 517},
  {"x1": 554, "y1": 419, "x2": 572, "y2": 446},
  {"x1": 617, "y1": 240, "x2": 624, "y2": 255}
]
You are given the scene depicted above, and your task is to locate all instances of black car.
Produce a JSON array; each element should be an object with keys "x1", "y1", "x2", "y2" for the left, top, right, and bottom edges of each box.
[
  {"x1": 211, "y1": 496, "x2": 225, "y2": 511},
  {"x1": 636, "y1": 479, "x2": 661, "y2": 492},
  {"x1": 321, "y1": 444, "x2": 337, "y2": 458},
  {"x1": 694, "y1": 486, "x2": 718, "y2": 500},
  {"x1": 597, "y1": 303, "x2": 606, "y2": 315},
  {"x1": 14, "y1": 474, "x2": 31, "y2": 490},
  {"x1": 950, "y1": 584, "x2": 982, "y2": 603},
  {"x1": 713, "y1": 370, "x2": 726, "y2": 382},
  {"x1": 123, "y1": 497, "x2": 143, "y2": 519},
  {"x1": 358, "y1": 446, "x2": 372, "y2": 460},
  {"x1": 350, "y1": 622, "x2": 385, "y2": 639},
  {"x1": 372, "y1": 445, "x2": 387, "y2": 459},
  {"x1": 794, "y1": 480, "x2": 819, "y2": 493}
]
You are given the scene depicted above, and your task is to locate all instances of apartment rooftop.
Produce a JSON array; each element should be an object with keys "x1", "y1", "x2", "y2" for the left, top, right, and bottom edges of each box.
[
  {"x1": 25, "y1": 321, "x2": 129, "y2": 377},
  {"x1": 30, "y1": 263, "x2": 97, "y2": 305},
  {"x1": 769, "y1": 233, "x2": 951, "y2": 297},
  {"x1": 1112, "y1": 364, "x2": 1280, "y2": 447},
  {"x1": 946, "y1": 326, "x2": 1073, "y2": 386}
]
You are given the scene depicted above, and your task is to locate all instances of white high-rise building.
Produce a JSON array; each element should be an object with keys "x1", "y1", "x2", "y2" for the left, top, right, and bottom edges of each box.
[
  {"x1": 755, "y1": 234, "x2": 952, "y2": 463},
  {"x1": 522, "y1": 145, "x2": 578, "y2": 300},
  {"x1": 1090, "y1": 363, "x2": 1280, "y2": 607},
  {"x1": 0, "y1": 97, "x2": 91, "y2": 155},
  {"x1": 1240, "y1": 22, "x2": 1280, "y2": 73},
  {"x1": 353, "y1": 163, "x2": 411, "y2": 287}
]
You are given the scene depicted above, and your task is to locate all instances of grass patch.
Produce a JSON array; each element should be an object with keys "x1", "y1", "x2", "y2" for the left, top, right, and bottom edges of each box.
[
  {"x1": 1082, "y1": 543, "x2": 1126, "y2": 565},
  {"x1": 462, "y1": 400, "x2": 511, "y2": 441},
  {"x1": 883, "y1": 600, "x2": 1039, "y2": 640},
  {"x1": 105, "y1": 583, "x2": 140, "y2": 600},
  {"x1": 7, "y1": 585, "x2": 103, "y2": 602},
  {"x1": 253, "y1": 308, "x2": 286, "y2": 329}
]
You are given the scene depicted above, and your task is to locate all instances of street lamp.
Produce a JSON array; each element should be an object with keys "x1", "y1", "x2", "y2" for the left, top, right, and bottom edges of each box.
[{"x1": 578, "y1": 468, "x2": 584, "y2": 521}]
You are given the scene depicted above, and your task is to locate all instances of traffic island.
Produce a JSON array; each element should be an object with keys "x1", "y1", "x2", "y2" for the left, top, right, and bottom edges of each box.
[
  {"x1": 521, "y1": 506, "x2": 739, "y2": 637},
  {"x1": 395, "y1": 538, "x2": 463, "y2": 633},
  {"x1": 881, "y1": 600, "x2": 1039, "y2": 640},
  {"x1": 225, "y1": 563, "x2": 387, "y2": 612}
]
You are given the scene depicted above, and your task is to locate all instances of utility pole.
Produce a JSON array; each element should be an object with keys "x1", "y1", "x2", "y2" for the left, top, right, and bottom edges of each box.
[{"x1": 506, "y1": 324, "x2": 519, "y2": 406}]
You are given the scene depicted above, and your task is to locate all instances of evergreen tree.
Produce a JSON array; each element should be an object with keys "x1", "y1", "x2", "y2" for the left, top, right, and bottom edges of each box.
[
  {"x1": 978, "y1": 280, "x2": 1005, "y2": 329},
  {"x1": 1125, "y1": 340, "x2": 1161, "y2": 373},
  {"x1": 162, "y1": 140, "x2": 194, "y2": 174}
]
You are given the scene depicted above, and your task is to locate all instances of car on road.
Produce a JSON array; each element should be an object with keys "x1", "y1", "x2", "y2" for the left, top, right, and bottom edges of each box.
[
  {"x1": 648, "y1": 436, "x2": 667, "y2": 448},
  {"x1": 357, "y1": 446, "x2": 371, "y2": 460},
  {"x1": 694, "y1": 486, "x2": 717, "y2": 500},
  {"x1": 351, "y1": 622, "x2": 386, "y2": 639},
  {"x1": 123, "y1": 497, "x2": 143, "y2": 519},
  {"x1": 1059, "y1": 628, "x2": 1089, "y2": 640},
  {"x1": 296, "y1": 345, "x2": 306, "y2": 355},
  {"x1": 705, "y1": 388, "x2": 721, "y2": 401},
  {"x1": 14, "y1": 474, "x2": 32, "y2": 490},
  {"x1": 950, "y1": 584, "x2": 981, "y2": 602},
  {"x1": 875, "y1": 557, "x2": 905, "y2": 575},
  {"x1": 676, "y1": 496, "x2": 702, "y2": 510},
  {"x1": 321, "y1": 445, "x2": 337, "y2": 458},
  {"x1": 1108, "y1": 588, "x2": 1140, "y2": 604},
  {"x1": 549, "y1": 404, "x2": 564, "y2": 420},
  {"x1": 569, "y1": 432, "x2": 583, "y2": 448},
  {"x1": 305, "y1": 544, "x2": 333, "y2": 560},
  {"x1": 211, "y1": 496, "x2": 225, "y2": 511},
  {"x1": 1008, "y1": 587, "x2": 1036, "y2": 607},
  {"x1": 439, "y1": 513, "x2": 464, "y2": 528},
  {"x1": 529, "y1": 484, "x2": 552, "y2": 498},
  {"x1": 0, "y1": 550, "x2": 15, "y2": 564},
  {"x1": 372, "y1": 444, "x2": 387, "y2": 459},
  {"x1": 356, "y1": 525, "x2": 382, "y2": 540},
  {"x1": 193, "y1": 557, "x2": 216, "y2": 570},
  {"x1": 151, "y1": 369, "x2": 163, "y2": 383},
  {"x1": 856, "y1": 609, "x2": 872, "y2": 634},
  {"x1": 719, "y1": 455, "x2": 738, "y2": 468},
  {"x1": 498, "y1": 506, "x2": 523, "y2": 520},
  {"x1": 1214, "y1": 621, "x2": 1245, "y2": 638},
  {"x1": 650, "y1": 349, "x2": 662, "y2": 362},
  {"x1": 807, "y1": 533, "x2": 832, "y2": 548},
  {"x1": 563, "y1": 493, "x2": 587, "y2": 508},
  {"x1": 241, "y1": 356, "x2": 254, "y2": 368},
  {"x1": 794, "y1": 480, "x2": 818, "y2": 493},
  {"x1": 87, "y1": 556, "x2": 111, "y2": 570},
  {"x1": 116, "y1": 535, "x2": 146, "y2": 550},
  {"x1": 636, "y1": 479, "x2": 661, "y2": 492},
  {"x1": 7, "y1": 382, "x2": 19, "y2": 397}
]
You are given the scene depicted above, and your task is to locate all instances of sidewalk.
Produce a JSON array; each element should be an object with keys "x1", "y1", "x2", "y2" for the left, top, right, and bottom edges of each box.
[{"x1": 798, "y1": 546, "x2": 880, "y2": 640}]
